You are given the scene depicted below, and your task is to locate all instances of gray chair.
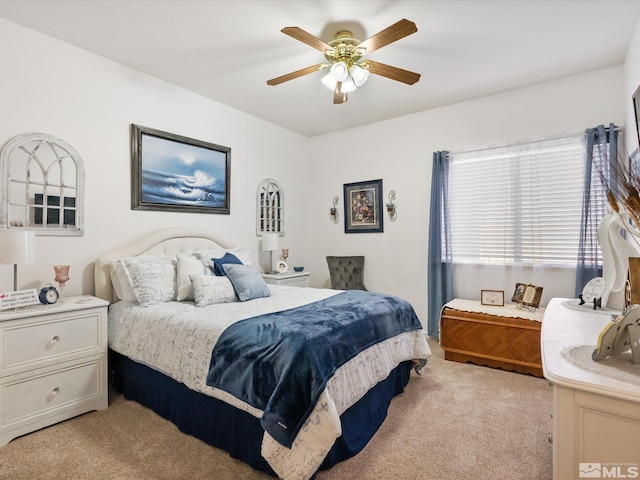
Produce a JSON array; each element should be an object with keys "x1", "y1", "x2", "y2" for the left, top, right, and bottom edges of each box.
[{"x1": 326, "y1": 256, "x2": 368, "y2": 291}]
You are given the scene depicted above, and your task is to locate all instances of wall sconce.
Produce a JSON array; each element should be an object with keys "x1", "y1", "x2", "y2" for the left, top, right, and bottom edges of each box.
[
  {"x1": 329, "y1": 196, "x2": 339, "y2": 223},
  {"x1": 386, "y1": 190, "x2": 397, "y2": 222}
]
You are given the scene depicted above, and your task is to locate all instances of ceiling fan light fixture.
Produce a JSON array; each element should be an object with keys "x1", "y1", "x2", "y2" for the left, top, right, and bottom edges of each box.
[
  {"x1": 340, "y1": 76, "x2": 357, "y2": 93},
  {"x1": 349, "y1": 64, "x2": 370, "y2": 87},
  {"x1": 321, "y1": 72, "x2": 338, "y2": 90},
  {"x1": 329, "y1": 61, "x2": 349, "y2": 82}
]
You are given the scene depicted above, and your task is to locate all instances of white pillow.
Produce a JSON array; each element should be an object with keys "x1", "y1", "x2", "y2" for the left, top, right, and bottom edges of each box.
[
  {"x1": 189, "y1": 274, "x2": 237, "y2": 306},
  {"x1": 110, "y1": 259, "x2": 137, "y2": 302},
  {"x1": 121, "y1": 256, "x2": 177, "y2": 306},
  {"x1": 176, "y1": 253, "x2": 210, "y2": 301}
]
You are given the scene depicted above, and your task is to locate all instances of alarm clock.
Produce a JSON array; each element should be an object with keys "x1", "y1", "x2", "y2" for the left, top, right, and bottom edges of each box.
[{"x1": 39, "y1": 285, "x2": 60, "y2": 305}]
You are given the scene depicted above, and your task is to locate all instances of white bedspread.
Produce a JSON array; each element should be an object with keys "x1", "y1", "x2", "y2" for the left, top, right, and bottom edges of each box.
[{"x1": 108, "y1": 285, "x2": 431, "y2": 480}]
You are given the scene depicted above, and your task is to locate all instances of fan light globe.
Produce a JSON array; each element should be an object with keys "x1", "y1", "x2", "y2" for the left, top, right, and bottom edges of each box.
[
  {"x1": 321, "y1": 72, "x2": 338, "y2": 90},
  {"x1": 350, "y1": 64, "x2": 370, "y2": 87},
  {"x1": 329, "y1": 62, "x2": 349, "y2": 82},
  {"x1": 340, "y1": 76, "x2": 357, "y2": 93}
]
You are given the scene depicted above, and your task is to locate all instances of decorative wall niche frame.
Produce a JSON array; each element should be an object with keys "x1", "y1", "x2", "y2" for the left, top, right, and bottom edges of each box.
[
  {"x1": 0, "y1": 132, "x2": 84, "y2": 236},
  {"x1": 131, "y1": 124, "x2": 231, "y2": 214},
  {"x1": 343, "y1": 179, "x2": 384, "y2": 233},
  {"x1": 256, "y1": 178, "x2": 284, "y2": 235}
]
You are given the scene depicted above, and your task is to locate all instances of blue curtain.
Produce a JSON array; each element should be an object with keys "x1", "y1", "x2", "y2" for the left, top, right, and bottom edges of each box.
[
  {"x1": 575, "y1": 123, "x2": 618, "y2": 296},
  {"x1": 427, "y1": 151, "x2": 454, "y2": 338}
]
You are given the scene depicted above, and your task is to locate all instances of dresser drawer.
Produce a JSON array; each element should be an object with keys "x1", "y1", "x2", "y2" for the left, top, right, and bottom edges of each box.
[
  {"x1": 2, "y1": 359, "x2": 102, "y2": 424},
  {"x1": 1, "y1": 310, "x2": 103, "y2": 372}
]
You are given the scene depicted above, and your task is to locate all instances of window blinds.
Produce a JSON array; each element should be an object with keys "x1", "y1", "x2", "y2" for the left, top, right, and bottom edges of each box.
[{"x1": 449, "y1": 135, "x2": 601, "y2": 266}]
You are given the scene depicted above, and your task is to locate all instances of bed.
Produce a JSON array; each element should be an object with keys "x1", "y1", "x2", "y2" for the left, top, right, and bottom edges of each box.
[{"x1": 94, "y1": 228, "x2": 431, "y2": 480}]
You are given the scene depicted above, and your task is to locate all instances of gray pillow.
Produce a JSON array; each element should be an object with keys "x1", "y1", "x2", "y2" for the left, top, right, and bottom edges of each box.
[{"x1": 223, "y1": 264, "x2": 271, "y2": 301}]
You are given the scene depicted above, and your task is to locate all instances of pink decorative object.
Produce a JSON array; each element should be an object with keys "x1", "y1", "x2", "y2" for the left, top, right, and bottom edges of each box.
[{"x1": 54, "y1": 265, "x2": 70, "y2": 295}]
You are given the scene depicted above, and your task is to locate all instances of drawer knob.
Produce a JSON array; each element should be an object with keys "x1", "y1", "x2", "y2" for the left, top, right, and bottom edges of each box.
[
  {"x1": 47, "y1": 386, "x2": 62, "y2": 402},
  {"x1": 48, "y1": 335, "x2": 61, "y2": 347}
]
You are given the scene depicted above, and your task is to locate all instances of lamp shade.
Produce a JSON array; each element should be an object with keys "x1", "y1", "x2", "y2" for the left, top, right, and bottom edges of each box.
[
  {"x1": 0, "y1": 230, "x2": 36, "y2": 264},
  {"x1": 262, "y1": 232, "x2": 279, "y2": 252}
]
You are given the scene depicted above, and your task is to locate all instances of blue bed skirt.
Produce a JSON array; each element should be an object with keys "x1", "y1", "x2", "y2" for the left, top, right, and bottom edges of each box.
[{"x1": 109, "y1": 350, "x2": 412, "y2": 477}]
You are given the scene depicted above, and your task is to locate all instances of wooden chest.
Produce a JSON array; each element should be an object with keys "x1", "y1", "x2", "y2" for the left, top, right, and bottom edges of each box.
[{"x1": 440, "y1": 299, "x2": 543, "y2": 377}]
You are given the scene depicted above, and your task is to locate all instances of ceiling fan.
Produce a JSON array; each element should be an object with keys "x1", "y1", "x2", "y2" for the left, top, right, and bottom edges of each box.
[{"x1": 266, "y1": 19, "x2": 421, "y2": 104}]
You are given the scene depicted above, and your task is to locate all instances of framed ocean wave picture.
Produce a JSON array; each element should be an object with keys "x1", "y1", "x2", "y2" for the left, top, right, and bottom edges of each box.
[{"x1": 131, "y1": 124, "x2": 231, "y2": 214}]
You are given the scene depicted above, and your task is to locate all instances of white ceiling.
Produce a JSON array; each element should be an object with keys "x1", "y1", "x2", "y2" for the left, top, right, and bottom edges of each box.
[{"x1": 1, "y1": 0, "x2": 640, "y2": 137}]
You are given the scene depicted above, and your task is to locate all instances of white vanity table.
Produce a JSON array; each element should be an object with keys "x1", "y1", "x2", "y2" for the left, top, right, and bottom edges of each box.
[{"x1": 542, "y1": 298, "x2": 640, "y2": 479}]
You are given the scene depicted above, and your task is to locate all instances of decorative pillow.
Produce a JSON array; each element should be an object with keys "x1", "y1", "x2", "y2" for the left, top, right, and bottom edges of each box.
[
  {"x1": 176, "y1": 253, "x2": 209, "y2": 301},
  {"x1": 110, "y1": 259, "x2": 137, "y2": 302},
  {"x1": 212, "y1": 252, "x2": 243, "y2": 276},
  {"x1": 223, "y1": 264, "x2": 271, "y2": 302},
  {"x1": 195, "y1": 248, "x2": 252, "y2": 271},
  {"x1": 189, "y1": 274, "x2": 237, "y2": 306},
  {"x1": 121, "y1": 256, "x2": 177, "y2": 306}
]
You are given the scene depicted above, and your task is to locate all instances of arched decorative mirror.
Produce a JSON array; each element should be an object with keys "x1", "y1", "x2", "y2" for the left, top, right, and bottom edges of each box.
[
  {"x1": 256, "y1": 178, "x2": 284, "y2": 236},
  {"x1": 0, "y1": 133, "x2": 85, "y2": 236}
]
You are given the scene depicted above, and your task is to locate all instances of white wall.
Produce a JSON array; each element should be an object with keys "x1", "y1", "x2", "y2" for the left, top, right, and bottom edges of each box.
[
  {"x1": 0, "y1": 18, "x2": 309, "y2": 295},
  {"x1": 0, "y1": 16, "x2": 633, "y2": 329},
  {"x1": 305, "y1": 66, "x2": 625, "y2": 323}
]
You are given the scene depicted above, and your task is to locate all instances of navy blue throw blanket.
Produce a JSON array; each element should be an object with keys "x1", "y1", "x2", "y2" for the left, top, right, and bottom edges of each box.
[{"x1": 206, "y1": 290, "x2": 423, "y2": 449}]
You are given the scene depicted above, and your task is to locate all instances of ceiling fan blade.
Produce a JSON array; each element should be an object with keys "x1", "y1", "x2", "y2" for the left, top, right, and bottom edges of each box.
[
  {"x1": 357, "y1": 19, "x2": 417, "y2": 54},
  {"x1": 333, "y1": 82, "x2": 348, "y2": 104},
  {"x1": 267, "y1": 64, "x2": 327, "y2": 86},
  {"x1": 281, "y1": 26, "x2": 333, "y2": 53},
  {"x1": 364, "y1": 60, "x2": 421, "y2": 85}
]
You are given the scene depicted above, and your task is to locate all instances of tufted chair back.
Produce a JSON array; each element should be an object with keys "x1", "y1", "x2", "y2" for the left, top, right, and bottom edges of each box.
[{"x1": 326, "y1": 256, "x2": 368, "y2": 291}]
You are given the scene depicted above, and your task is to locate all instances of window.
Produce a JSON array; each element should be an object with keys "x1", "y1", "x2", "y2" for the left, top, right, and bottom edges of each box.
[
  {"x1": 0, "y1": 133, "x2": 85, "y2": 236},
  {"x1": 256, "y1": 178, "x2": 284, "y2": 235},
  {"x1": 449, "y1": 135, "x2": 603, "y2": 266}
]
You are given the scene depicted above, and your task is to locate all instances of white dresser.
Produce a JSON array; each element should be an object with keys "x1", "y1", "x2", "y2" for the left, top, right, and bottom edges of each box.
[
  {"x1": 0, "y1": 295, "x2": 109, "y2": 445},
  {"x1": 542, "y1": 298, "x2": 640, "y2": 480}
]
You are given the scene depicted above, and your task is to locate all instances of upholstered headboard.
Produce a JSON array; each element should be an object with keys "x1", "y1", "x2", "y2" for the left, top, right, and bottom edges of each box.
[{"x1": 94, "y1": 227, "x2": 229, "y2": 304}]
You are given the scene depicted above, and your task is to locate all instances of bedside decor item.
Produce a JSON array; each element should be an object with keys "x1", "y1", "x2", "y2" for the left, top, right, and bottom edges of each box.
[
  {"x1": 131, "y1": 124, "x2": 231, "y2": 215},
  {"x1": 329, "y1": 196, "x2": 339, "y2": 223},
  {"x1": 480, "y1": 289, "x2": 504, "y2": 306},
  {"x1": 38, "y1": 284, "x2": 59, "y2": 304},
  {"x1": 343, "y1": 179, "x2": 383, "y2": 233},
  {"x1": 386, "y1": 190, "x2": 397, "y2": 222},
  {"x1": 0, "y1": 289, "x2": 39, "y2": 310},
  {"x1": 53, "y1": 264, "x2": 70, "y2": 297},
  {"x1": 512, "y1": 283, "x2": 543, "y2": 311},
  {"x1": 281, "y1": 248, "x2": 289, "y2": 261},
  {"x1": 277, "y1": 261, "x2": 289, "y2": 274},
  {"x1": 0, "y1": 229, "x2": 36, "y2": 291},
  {"x1": 293, "y1": 266, "x2": 304, "y2": 272},
  {"x1": 262, "y1": 232, "x2": 279, "y2": 274}
]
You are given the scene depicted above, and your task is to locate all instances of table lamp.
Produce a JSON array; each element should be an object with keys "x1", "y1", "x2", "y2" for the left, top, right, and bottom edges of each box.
[
  {"x1": 0, "y1": 230, "x2": 37, "y2": 291},
  {"x1": 262, "y1": 232, "x2": 279, "y2": 274}
]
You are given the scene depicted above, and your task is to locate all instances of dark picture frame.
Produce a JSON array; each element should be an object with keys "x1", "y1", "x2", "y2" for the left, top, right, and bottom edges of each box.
[
  {"x1": 633, "y1": 84, "x2": 640, "y2": 151},
  {"x1": 343, "y1": 179, "x2": 384, "y2": 233},
  {"x1": 131, "y1": 124, "x2": 231, "y2": 214}
]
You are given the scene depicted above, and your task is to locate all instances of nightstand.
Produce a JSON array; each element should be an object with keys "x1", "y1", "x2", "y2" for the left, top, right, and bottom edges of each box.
[
  {"x1": 0, "y1": 295, "x2": 109, "y2": 445},
  {"x1": 262, "y1": 271, "x2": 310, "y2": 287}
]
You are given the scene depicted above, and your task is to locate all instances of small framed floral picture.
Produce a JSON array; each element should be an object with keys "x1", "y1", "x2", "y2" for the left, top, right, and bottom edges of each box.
[{"x1": 343, "y1": 179, "x2": 384, "y2": 233}]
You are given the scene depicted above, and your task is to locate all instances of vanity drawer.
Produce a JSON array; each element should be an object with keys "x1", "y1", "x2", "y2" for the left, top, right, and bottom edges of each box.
[
  {"x1": 1, "y1": 310, "x2": 103, "y2": 372},
  {"x1": 2, "y1": 359, "x2": 102, "y2": 424}
]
